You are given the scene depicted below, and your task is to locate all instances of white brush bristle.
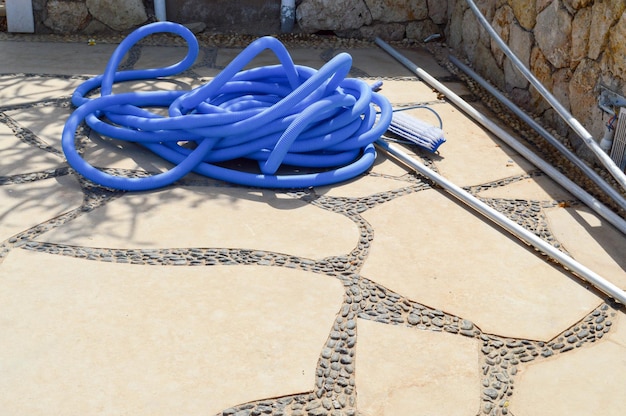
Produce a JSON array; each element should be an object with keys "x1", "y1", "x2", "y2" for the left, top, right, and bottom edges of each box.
[{"x1": 388, "y1": 111, "x2": 446, "y2": 152}]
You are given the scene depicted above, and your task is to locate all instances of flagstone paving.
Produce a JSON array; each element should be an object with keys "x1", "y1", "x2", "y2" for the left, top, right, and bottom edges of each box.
[
  {"x1": 0, "y1": 250, "x2": 344, "y2": 416},
  {"x1": 511, "y1": 316, "x2": 626, "y2": 416},
  {"x1": 356, "y1": 319, "x2": 479, "y2": 416},
  {"x1": 0, "y1": 30, "x2": 625, "y2": 416}
]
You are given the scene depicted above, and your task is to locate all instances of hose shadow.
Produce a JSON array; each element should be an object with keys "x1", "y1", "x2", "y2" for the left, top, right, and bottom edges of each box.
[
  {"x1": 30, "y1": 182, "x2": 333, "y2": 255},
  {"x1": 0, "y1": 174, "x2": 83, "y2": 243}
]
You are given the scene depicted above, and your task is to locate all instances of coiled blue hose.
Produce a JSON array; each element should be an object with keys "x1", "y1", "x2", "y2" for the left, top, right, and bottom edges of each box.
[{"x1": 62, "y1": 22, "x2": 393, "y2": 191}]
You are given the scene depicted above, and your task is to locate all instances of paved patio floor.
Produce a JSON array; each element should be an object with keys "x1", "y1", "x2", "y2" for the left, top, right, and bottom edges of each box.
[{"x1": 1, "y1": 28, "x2": 625, "y2": 416}]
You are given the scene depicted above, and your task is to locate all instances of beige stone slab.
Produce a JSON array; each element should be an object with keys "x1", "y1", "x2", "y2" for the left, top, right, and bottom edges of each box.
[
  {"x1": 360, "y1": 189, "x2": 602, "y2": 340},
  {"x1": 433, "y1": 104, "x2": 534, "y2": 186},
  {"x1": 0, "y1": 121, "x2": 64, "y2": 176},
  {"x1": 109, "y1": 77, "x2": 201, "y2": 95},
  {"x1": 477, "y1": 175, "x2": 574, "y2": 201},
  {"x1": 216, "y1": 47, "x2": 327, "y2": 72},
  {"x1": 314, "y1": 172, "x2": 412, "y2": 198},
  {"x1": 512, "y1": 315, "x2": 626, "y2": 416},
  {"x1": 439, "y1": 81, "x2": 473, "y2": 98},
  {"x1": 348, "y1": 46, "x2": 471, "y2": 97},
  {"x1": 544, "y1": 205, "x2": 626, "y2": 287},
  {"x1": 335, "y1": 46, "x2": 452, "y2": 79},
  {"x1": 369, "y1": 143, "x2": 426, "y2": 177},
  {"x1": 6, "y1": 106, "x2": 70, "y2": 155},
  {"x1": 80, "y1": 131, "x2": 184, "y2": 173},
  {"x1": 37, "y1": 186, "x2": 359, "y2": 258},
  {"x1": 190, "y1": 66, "x2": 222, "y2": 78},
  {"x1": 216, "y1": 48, "x2": 249, "y2": 68},
  {"x1": 0, "y1": 175, "x2": 83, "y2": 241},
  {"x1": 0, "y1": 75, "x2": 83, "y2": 106},
  {"x1": 335, "y1": 48, "x2": 410, "y2": 78},
  {"x1": 0, "y1": 250, "x2": 344, "y2": 416},
  {"x1": 216, "y1": 45, "x2": 447, "y2": 80},
  {"x1": 372, "y1": 79, "x2": 442, "y2": 106},
  {"x1": 132, "y1": 45, "x2": 201, "y2": 73},
  {"x1": 178, "y1": 47, "x2": 325, "y2": 77},
  {"x1": 393, "y1": 46, "x2": 454, "y2": 79},
  {"x1": 0, "y1": 41, "x2": 118, "y2": 75},
  {"x1": 355, "y1": 318, "x2": 480, "y2": 416},
  {"x1": 282, "y1": 48, "x2": 328, "y2": 68},
  {"x1": 608, "y1": 311, "x2": 626, "y2": 347}
]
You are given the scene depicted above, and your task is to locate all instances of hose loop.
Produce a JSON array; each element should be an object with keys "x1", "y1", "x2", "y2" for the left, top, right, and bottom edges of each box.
[{"x1": 62, "y1": 22, "x2": 392, "y2": 191}]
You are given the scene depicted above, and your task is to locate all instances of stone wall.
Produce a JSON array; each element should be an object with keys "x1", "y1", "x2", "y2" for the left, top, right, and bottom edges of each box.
[
  {"x1": 445, "y1": 0, "x2": 626, "y2": 155},
  {"x1": 297, "y1": 0, "x2": 447, "y2": 42},
  {"x1": 31, "y1": 0, "x2": 149, "y2": 34}
]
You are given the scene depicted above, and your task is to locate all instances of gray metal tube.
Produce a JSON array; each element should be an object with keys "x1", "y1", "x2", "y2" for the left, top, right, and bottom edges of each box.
[
  {"x1": 449, "y1": 54, "x2": 626, "y2": 212},
  {"x1": 154, "y1": 0, "x2": 166, "y2": 21},
  {"x1": 464, "y1": 0, "x2": 626, "y2": 192},
  {"x1": 280, "y1": 0, "x2": 296, "y2": 32},
  {"x1": 375, "y1": 138, "x2": 626, "y2": 305},
  {"x1": 374, "y1": 37, "x2": 626, "y2": 236}
]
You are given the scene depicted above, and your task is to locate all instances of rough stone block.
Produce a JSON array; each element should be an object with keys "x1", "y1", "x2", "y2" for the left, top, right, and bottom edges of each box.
[
  {"x1": 43, "y1": 0, "x2": 89, "y2": 33},
  {"x1": 86, "y1": 0, "x2": 147, "y2": 31}
]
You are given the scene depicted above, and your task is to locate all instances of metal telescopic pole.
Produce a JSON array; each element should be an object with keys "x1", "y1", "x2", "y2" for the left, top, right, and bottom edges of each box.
[
  {"x1": 464, "y1": 0, "x2": 626, "y2": 192},
  {"x1": 449, "y1": 54, "x2": 626, "y2": 213},
  {"x1": 375, "y1": 138, "x2": 626, "y2": 306},
  {"x1": 374, "y1": 37, "x2": 626, "y2": 236}
]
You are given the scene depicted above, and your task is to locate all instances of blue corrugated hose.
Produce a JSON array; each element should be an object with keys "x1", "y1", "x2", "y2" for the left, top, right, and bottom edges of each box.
[{"x1": 62, "y1": 22, "x2": 393, "y2": 191}]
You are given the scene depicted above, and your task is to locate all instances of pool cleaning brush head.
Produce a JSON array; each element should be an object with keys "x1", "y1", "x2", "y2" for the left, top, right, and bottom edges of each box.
[{"x1": 388, "y1": 111, "x2": 446, "y2": 153}]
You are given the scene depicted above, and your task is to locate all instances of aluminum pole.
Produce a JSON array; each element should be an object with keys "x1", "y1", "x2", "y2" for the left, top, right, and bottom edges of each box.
[
  {"x1": 449, "y1": 54, "x2": 626, "y2": 212},
  {"x1": 464, "y1": 0, "x2": 626, "y2": 192},
  {"x1": 374, "y1": 37, "x2": 626, "y2": 236},
  {"x1": 376, "y1": 138, "x2": 626, "y2": 305}
]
